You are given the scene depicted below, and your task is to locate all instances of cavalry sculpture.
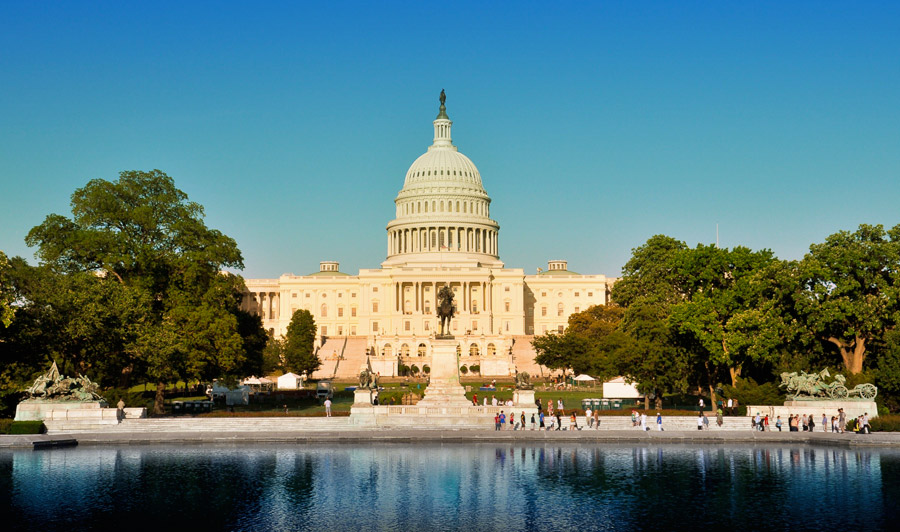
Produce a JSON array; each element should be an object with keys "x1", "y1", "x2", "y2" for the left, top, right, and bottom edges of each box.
[{"x1": 779, "y1": 368, "x2": 877, "y2": 400}]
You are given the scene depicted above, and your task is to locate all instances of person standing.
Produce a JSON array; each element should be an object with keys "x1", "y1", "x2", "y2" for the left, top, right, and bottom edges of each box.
[
  {"x1": 557, "y1": 398, "x2": 564, "y2": 415},
  {"x1": 716, "y1": 408, "x2": 724, "y2": 427},
  {"x1": 641, "y1": 413, "x2": 648, "y2": 431},
  {"x1": 521, "y1": 412, "x2": 526, "y2": 431},
  {"x1": 839, "y1": 408, "x2": 846, "y2": 433},
  {"x1": 494, "y1": 412, "x2": 501, "y2": 431},
  {"x1": 585, "y1": 407, "x2": 593, "y2": 428},
  {"x1": 593, "y1": 407, "x2": 600, "y2": 430},
  {"x1": 499, "y1": 411, "x2": 506, "y2": 430},
  {"x1": 556, "y1": 410, "x2": 562, "y2": 431},
  {"x1": 548, "y1": 399, "x2": 554, "y2": 417},
  {"x1": 656, "y1": 412, "x2": 663, "y2": 431},
  {"x1": 492, "y1": 395, "x2": 498, "y2": 407},
  {"x1": 697, "y1": 412, "x2": 704, "y2": 431},
  {"x1": 776, "y1": 416, "x2": 783, "y2": 432},
  {"x1": 727, "y1": 398, "x2": 733, "y2": 415},
  {"x1": 631, "y1": 410, "x2": 638, "y2": 427},
  {"x1": 570, "y1": 413, "x2": 578, "y2": 431},
  {"x1": 483, "y1": 397, "x2": 487, "y2": 407},
  {"x1": 699, "y1": 398, "x2": 705, "y2": 411},
  {"x1": 531, "y1": 413, "x2": 536, "y2": 430},
  {"x1": 822, "y1": 413, "x2": 828, "y2": 433},
  {"x1": 703, "y1": 413, "x2": 710, "y2": 430},
  {"x1": 539, "y1": 411, "x2": 545, "y2": 430},
  {"x1": 324, "y1": 398, "x2": 332, "y2": 417},
  {"x1": 473, "y1": 393, "x2": 478, "y2": 406}
]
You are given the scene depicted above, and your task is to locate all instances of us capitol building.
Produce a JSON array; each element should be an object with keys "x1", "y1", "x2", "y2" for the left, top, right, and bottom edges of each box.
[{"x1": 242, "y1": 93, "x2": 614, "y2": 379}]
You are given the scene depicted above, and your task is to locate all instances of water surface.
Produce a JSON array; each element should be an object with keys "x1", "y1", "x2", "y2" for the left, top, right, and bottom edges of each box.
[{"x1": 2, "y1": 443, "x2": 896, "y2": 531}]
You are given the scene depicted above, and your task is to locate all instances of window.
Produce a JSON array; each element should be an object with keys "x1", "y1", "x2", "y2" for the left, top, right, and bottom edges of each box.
[
  {"x1": 558, "y1": 325, "x2": 564, "y2": 333},
  {"x1": 574, "y1": 307, "x2": 580, "y2": 313},
  {"x1": 472, "y1": 320, "x2": 478, "y2": 331},
  {"x1": 351, "y1": 307, "x2": 357, "y2": 317},
  {"x1": 305, "y1": 293, "x2": 310, "y2": 298},
  {"x1": 541, "y1": 292, "x2": 547, "y2": 297},
  {"x1": 337, "y1": 326, "x2": 343, "y2": 335},
  {"x1": 372, "y1": 321, "x2": 378, "y2": 332},
  {"x1": 558, "y1": 303, "x2": 564, "y2": 316},
  {"x1": 404, "y1": 321, "x2": 410, "y2": 331},
  {"x1": 505, "y1": 286, "x2": 510, "y2": 292},
  {"x1": 505, "y1": 321, "x2": 510, "y2": 331},
  {"x1": 588, "y1": 292, "x2": 593, "y2": 297},
  {"x1": 321, "y1": 304, "x2": 328, "y2": 317},
  {"x1": 338, "y1": 307, "x2": 343, "y2": 317},
  {"x1": 401, "y1": 344, "x2": 410, "y2": 356},
  {"x1": 487, "y1": 343, "x2": 496, "y2": 356},
  {"x1": 470, "y1": 344, "x2": 480, "y2": 356},
  {"x1": 373, "y1": 287, "x2": 378, "y2": 293},
  {"x1": 338, "y1": 293, "x2": 343, "y2": 298},
  {"x1": 424, "y1": 321, "x2": 430, "y2": 331},
  {"x1": 383, "y1": 343, "x2": 393, "y2": 357},
  {"x1": 575, "y1": 292, "x2": 580, "y2": 297},
  {"x1": 418, "y1": 343, "x2": 427, "y2": 357},
  {"x1": 292, "y1": 293, "x2": 297, "y2": 298},
  {"x1": 541, "y1": 306, "x2": 547, "y2": 317},
  {"x1": 352, "y1": 293, "x2": 357, "y2": 298},
  {"x1": 504, "y1": 301, "x2": 510, "y2": 312},
  {"x1": 372, "y1": 302, "x2": 379, "y2": 313},
  {"x1": 351, "y1": 326, "x2": 356, "y2": 335},
  {"x1": 321, "y1": 326, "x2": 327, "y2": 336},
  {"x1": 472, "y1": 301, "x2": 478, "y2": 313}
]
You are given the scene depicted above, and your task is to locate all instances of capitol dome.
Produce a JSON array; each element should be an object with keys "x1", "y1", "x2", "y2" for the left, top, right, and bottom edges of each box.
[{"x1": 384, "y1": 92, "x2": 501, "y2": 267}]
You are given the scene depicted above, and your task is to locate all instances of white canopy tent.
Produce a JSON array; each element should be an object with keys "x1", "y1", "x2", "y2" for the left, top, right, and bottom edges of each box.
[{"x1": 277, "y1": 372, "x2": 304, "y2": 390}]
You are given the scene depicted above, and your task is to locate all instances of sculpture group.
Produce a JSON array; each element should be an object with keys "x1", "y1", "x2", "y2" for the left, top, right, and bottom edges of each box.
[
  {"x1": 779, "y1": 369, "x2": 877, "y2": 400},
  {"x1": 24, "y1": 362, "x2": 103, "y2": 402}
]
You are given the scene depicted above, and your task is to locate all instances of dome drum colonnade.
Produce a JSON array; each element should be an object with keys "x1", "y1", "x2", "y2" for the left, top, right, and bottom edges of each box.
[{"x1": 384, "y1": 96, "x2": 500, "y2": 263}]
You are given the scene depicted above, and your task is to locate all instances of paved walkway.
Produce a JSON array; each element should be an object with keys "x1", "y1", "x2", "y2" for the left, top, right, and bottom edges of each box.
[{"x1": 4, "y1": 429, "x2": 900, "y2": 448}]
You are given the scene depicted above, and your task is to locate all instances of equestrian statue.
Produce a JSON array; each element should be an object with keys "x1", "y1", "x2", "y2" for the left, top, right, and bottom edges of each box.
[{"x1": 436, "y1": 285, "x2": 456, "y2": 338}]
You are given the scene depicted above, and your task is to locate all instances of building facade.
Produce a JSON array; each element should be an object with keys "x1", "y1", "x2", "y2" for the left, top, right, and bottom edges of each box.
[{"x1": 242, "y1": 96, "x2": 614, "y2": 378}]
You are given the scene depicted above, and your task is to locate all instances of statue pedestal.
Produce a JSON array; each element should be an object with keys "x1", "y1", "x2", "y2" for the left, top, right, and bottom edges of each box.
[
  {"x1": 747, "y1": 400, "x2": 878, "y2": 421},
  {"x1": 514, "y1": 389, "x2": 536, "y2": 407},
  {"x1": 418, "y1": 339, "x2": 470, "y2": 407},
  {"x1": 353, "y1": 389, "x2": 373, "y2": 405},
  {"x1": 15, "y1": 400, "x2": 108, "y2": 421}
]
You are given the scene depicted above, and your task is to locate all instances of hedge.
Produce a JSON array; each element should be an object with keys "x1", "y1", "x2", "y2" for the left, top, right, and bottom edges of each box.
[{"x1": 0, "y1": 420, "x2": 46, "y2": 434}]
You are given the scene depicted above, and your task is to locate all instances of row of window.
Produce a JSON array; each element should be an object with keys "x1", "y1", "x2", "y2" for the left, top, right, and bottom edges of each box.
[
  {"x1": 401, "y1": 199, "x2": 487, "y2": 216},
  {"x1": 381, "y1": 342, "x2": 499, "y2": 357}
]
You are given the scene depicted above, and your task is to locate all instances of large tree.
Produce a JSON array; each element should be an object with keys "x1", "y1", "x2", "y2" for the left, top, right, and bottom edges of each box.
[
  {"x1": 25, "y1": 170, "x2": 263, "y2": 412},
  {"x1": 796, "y1": 224, "x2": 900, "y2": 374},
  {"x1": 283, "y1": 309, "x2": 320, "y2": 377},
  {"x1": 0, "y1": 251, "x2": 14, "y2": 328},
  {"x1": 532, "y1": 305, "x2": 624, "y2": 378}
]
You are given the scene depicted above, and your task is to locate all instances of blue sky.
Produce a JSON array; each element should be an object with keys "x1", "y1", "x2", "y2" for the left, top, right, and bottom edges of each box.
[{"x1": 1, "y1": 2, "x2": 898, "y2": 279}]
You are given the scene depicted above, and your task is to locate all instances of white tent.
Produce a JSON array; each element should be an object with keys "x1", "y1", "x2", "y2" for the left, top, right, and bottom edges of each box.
[
  {"x1": 242, "y1": 376, "x2": 262, "y2": 385},
  {"x1": 602, "y1": 376, "x2": 643, "y2": 399},
  {"x1": 574, "y1": 374, "x2": 596, "y2": 381},
  {"x1": 277, "y1": 372, "x2": 303, "y2": 390}
]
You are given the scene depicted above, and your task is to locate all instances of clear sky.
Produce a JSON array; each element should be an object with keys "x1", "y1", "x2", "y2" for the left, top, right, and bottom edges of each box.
[{"x1": 1, "y1": 2, "x2": 898, "y2": 279}]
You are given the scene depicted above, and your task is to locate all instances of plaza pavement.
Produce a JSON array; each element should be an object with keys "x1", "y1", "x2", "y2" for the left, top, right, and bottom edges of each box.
[{"x1": 3, "y1": 426, "x2": 900, "y2": 448}]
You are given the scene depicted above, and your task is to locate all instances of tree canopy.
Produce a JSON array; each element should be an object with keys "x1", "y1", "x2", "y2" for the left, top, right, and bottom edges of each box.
[
  {"x1": 2, "y1": 170, "x2": 265, "y2": 414},
  {"x1": 283, "y1": 309, "x2": 320, "y2": 377}
]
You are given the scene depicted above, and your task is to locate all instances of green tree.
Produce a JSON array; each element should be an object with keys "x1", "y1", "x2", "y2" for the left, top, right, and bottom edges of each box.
[
  {"x1": 283, "y1": 309, "x2": 319, "y2": 376},
  {"x1": 796, "y1": 224, "x2": 900, "y2": 374},
  {"x1": 261, "y1": 336, "x2": 285, "y2": 375},
  {"x1": 24, "y1": 170, "x2": 262, "y2": 413},
  {"x1": 532, "y1": 305, "x2": 624, "y2": 377},
  {"x1": 0, "y1": 251, "x2": 14, "y2": 328}
]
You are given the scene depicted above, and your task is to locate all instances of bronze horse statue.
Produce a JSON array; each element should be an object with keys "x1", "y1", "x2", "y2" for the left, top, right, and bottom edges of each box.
[{"x1": 436, "y1": 285, "x2": 455, "y2": 337}]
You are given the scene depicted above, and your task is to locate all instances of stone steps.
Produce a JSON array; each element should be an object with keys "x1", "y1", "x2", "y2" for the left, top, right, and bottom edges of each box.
[{"x1": 45, "y1": 415, "x2": 758, "y2": 434}]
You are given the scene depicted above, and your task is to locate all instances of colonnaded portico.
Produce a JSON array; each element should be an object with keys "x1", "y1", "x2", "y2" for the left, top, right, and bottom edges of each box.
[{"x1": 242, "y1": 92, "x2": 615, "y2": 378}]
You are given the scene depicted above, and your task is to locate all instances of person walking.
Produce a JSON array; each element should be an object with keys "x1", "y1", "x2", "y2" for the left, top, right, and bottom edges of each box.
[
  {"x1": 570, "y1": 413, "x2": 578, "y2": 431},
  {"x1": 324, "y1": 398, "x2": 332, "y2": 417},
  {"x1": 555, "y1": 410, "x2": 562, "y2": 431},
  {"x1": 697, "y1": 412, "x2": 704, "y2": 431},
  {"x1": 776, "y1": 416, "x2": 783, "y2": 432},
  {"x1": 494, "y1": 412, "x2": 501, "y2": 431},
  {"x1": 764, "y1": 415, "x2": 770, "y2": 432},
  {"x1": 473, "y1": 393, "x2": 478, "y2": 406},
  {"x1": 656, "y1": 412, "x2": 663, "y2": 431},
  {"x1": 593, "y1": 407, "x2": 600, "y2": 430},
  {"x1": 521, "y1": 412, "x2": 526, "y2": 431},
  {"x1": 703, "y1": 413, "x2": 710, "y2": 430},
  {"x1": 539, "y1": 411, "x2": 545, "y2": 430},
  {"x1": 716, "y1": 408, "x2": 723, "y2": 427},
  {"x1": 641, "y1": 413, "x2": 648, "y2": 431}
]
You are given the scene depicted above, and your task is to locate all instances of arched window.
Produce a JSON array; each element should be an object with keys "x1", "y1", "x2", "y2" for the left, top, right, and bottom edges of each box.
[
  {"x1": 321, "y1": 304, "x2": 327, "y2": 317},
  {"x1": 417, "y1": 343, "x2": 427, "y2": 357},
  {"x1": 383, "y1": 343, "x2": 393, "y2": 357},
  {"x1": 469, "y1": 344, "x2": 480, "y2": 357},
  {"x1": 487, "y1": 343, "x2": 496, "y2": 356},
  {"x1": 401, "y1": 343, "x2": 410, "y2": 356}
]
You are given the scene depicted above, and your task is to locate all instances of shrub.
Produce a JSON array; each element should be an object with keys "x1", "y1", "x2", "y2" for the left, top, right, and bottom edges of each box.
[
  {"x1": 469, "y1": 365, "x2": 480, "y2": 374},
  {"x1": 459, "y1": 365, "x2": 469, "y2": 375},
  {"x1": 847, "y1": 414, "x2": 900, "y2": 432},
  {"x1": 722, "y1": 378, "x2": 784, "y2": 408},
  {"x1": 410, "y1": 364, "x2": 420, "y2": 376},
  {"x1": 102, "y1": 388, "x2": 154, "y2": 410},
  {"x1": 423, "y1": 365, "x2": 430, "y2": 374},
  {"x1": 0, "y1": 420, "x2": 45, "y2": 434}
]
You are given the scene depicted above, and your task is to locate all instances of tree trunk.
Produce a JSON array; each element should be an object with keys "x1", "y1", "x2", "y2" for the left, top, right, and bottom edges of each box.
[
  {"x1": 654, "y1": 389, "x2": 663, "y2": 410},
  {"x1": 154, "y1": 382, "x2": 166, "y2": 415},
  {"x1": 118, "y1": 365, "x2": 133, "y2": 389},
  {"x1": 644, "y1": 394, "x2": 650, "y2": 410},
  {"x1": 705, "y1": 361, "x2": 718, "y2": 412},
  {"x1": 729, "y1": 366, "x2": 741, "y2": 387},
  {"x1": 828, "y1": 335, "x2": 866, "y2": 374}
]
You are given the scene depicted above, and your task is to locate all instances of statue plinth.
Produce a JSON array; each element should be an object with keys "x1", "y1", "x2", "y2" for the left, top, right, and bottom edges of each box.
[
  {"x1": 14, "y1": 399, "x2": 108, "y2": 421},
  {"x1": 418, "y1": 339, "x2": 470, "y2": 406}
]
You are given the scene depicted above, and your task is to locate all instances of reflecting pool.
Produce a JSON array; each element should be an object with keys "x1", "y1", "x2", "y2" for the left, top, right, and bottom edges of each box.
[{"x1": 2, "y1": 443, "x2": 899, "y2": 531}]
